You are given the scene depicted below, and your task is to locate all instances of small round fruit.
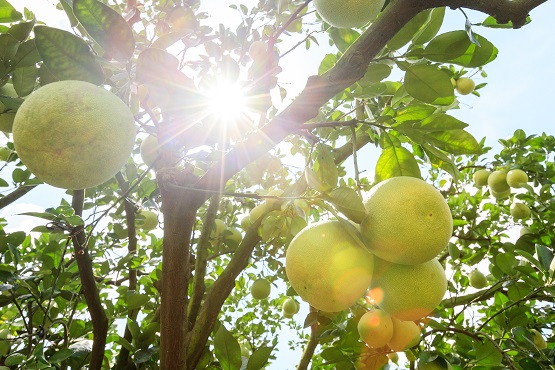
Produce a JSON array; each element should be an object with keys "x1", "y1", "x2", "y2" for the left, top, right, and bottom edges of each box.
[
  {"x1": 455, "y1": 77, "x2": 475, "y2": 95},
  {"x1": 249, "y1": 203, "x2": 268, "y2": 223},
  {"x1": 286, "y1": 220, "x2": 374, "y2": 312},
  {"x1": 138, "y1": 210, "x2": 159, "y2": 231},
  {"x1": 282, "y1": 298, "x2": 299, "y2": 316},
  {"x1": 240, "y1": 216, "x2": 252, "y2": 231},
  {"x1": 211, "y1": 219, "x2": 227, "y2": 239},
  {"x1": 357, "y1": 309, "x2": 394, "y2": 348},
  {"x1": 473, "y1": 169, "x2": 490, "y2": 187},
  {"x1": 506, "y1": 169, "x2": 528, "y2": 188},
  {"x1": 488, "y1": 170, "x2": 510, "y2": 193},
  {"x1": 314, "y1": 0, "x2": 385, "y2": 29},
  {"x1": 469, "y1": 270, "x2": 487, "y2": 289},
  {"x1": 360, "y1": 176, "x2": 453, "y2": 265},
  {"x1": 387, "y1": 318, "x2": 421, "y2": 351},
  {"x1": 369, "y1": 257, "x2": 447, "y2": 321},
  {"x1": 510, "y1": 202, "x2": 531, "y2": 220},
  {"x1": 250, "y1": 278, "x2": 271, "y2": 300},
  {"x1": 531, "y1": 329, "x2": 548, "y2": 349},
  {"x1": 248, "y1": 41, "x2": 267, "y2": 60},
  {"x1": 12, "y1": 80, "x2": 136, "y2": 189},
  {"x1": 491, "y1": 189, "x2": 511, "y2": 200},
  {"x1": 140, "y1": 135, "x2": 160, "y2": 167},
  {"x1": 387, "y1": 352, "x2": 399, "y2": 363}
]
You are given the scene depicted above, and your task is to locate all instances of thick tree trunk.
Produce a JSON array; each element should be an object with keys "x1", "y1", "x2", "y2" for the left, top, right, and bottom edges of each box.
[{"x1": 158, "y1": 170, "x2": 197, "y2": 370}]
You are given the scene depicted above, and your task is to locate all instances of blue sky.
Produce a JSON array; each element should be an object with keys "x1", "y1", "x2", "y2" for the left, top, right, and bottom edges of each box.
[{"x1": 3, "y1": 1, "x2": 555, "y2": 368}]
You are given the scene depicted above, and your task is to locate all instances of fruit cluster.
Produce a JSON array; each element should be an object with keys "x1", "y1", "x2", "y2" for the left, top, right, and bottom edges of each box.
[
  {"x1": 473, "y1": 168, "x2": 531, "y2": 219},
  {"x1": 284, "y1": 176, "x2": 453, "y2": 353}
]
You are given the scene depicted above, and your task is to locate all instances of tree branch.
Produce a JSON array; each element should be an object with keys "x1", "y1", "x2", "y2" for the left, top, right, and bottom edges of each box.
[
  {"x1": 297, "y1": 306, "x2": 321, "y2": 370},
  {"x1": 71, "y1": 190, "x2": 108, "y2": 370},
  {"x1": 0, "y1": 185, "x2": 37, "y2": 209}
]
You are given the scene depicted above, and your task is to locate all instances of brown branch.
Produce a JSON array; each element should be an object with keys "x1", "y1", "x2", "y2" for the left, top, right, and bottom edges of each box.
[
  {"x1": 185, "y1": 215, "x2": 264, "y2": 368},
  {"x1": 115, "y1": 173, "x2": 139, "y2": 370},
  {"x1": 297, "y1": 306, "x2": 321, "y2": 370},
  {"x1": 187, "y1": 195, "x2": 220, "y2": 327},
  {"x1": 71, "y1": 190, "x2": 108, "y2": 370},
  {"x1": 0, "y1": 185, "x2": 37, "y2": 209}
]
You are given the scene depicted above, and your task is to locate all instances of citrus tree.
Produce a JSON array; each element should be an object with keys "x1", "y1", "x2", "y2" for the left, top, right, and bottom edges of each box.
[{"x1": 0, "y1": 0, "x2": 553, "y2": 369}]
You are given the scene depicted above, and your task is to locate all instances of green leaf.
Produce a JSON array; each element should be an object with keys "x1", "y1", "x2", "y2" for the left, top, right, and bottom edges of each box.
[
  {"x1": 397, "y1": 125, "x2": 481, "y2": 155},
  {"x1": 388, "y1": 10, "x2": 431, "y2": 51},
  {"x1": 328, "y1": 187, "x2": 365, "y2": 223},
  {"x1": 422, "y1": 144, "x2": 459, "y2": 179},
  {"x1": 0, "y1": 0, "x2": 22, "y2": 23},
  {"x1": 0, "y1": 33, "x2": 19, "y2": 62},
  {"x1": 413, "y1": 7, "x2": 445, "y2": 45},
  {"x1": 48, "y1": 348, "x2": 73, "y2": 363},
  {"x1": 424, "y1": 30, "x2": 498, "y2": 67},
  {"x1": 4, "y1": 353, "x2": 26, "y2": 366},
  {"x1": 330, "y1": 28, "x2": 360, "y2": 53},
  {"x1": 7, "y1": 19, "x2": 35, "y2": 42},
  {"x1": 246, "y1": 346, "x2": 273, "y2": 370},
  {"x1": 73, "y1": 0, "x2": 135, "y2": 60},
  {"x1": 479, "y1": 16, "x2": 531, "y2": 29},
  {"x1": 535, "y1": 244, "x2": 553, "y2": 271},
  {"x1": 60, "y1": 0, "x2": 79, "y2": 27},
  {"x1": 17, "y1": 211, "x2": 57, "y2": 221},
  {"x1": 12, "y1": 65, "x2": 37, "y2": 96},
  {"x1": 475, "y1": 340, "x2": 502, "y2": 366},
  {"x1": 34, "y1": 25, "x2": 104, "y2": 84},
  {"x1": 11, "y1": 39, "x2": 41, "y2": 68},
  {"x1": 495, "y1": 253, "x2": 518, "y2": 275},
  {"x1": 214, "y1": 324, "x2": 242, "y2": 370},
  {"x1": 358, "y1": 63, "x2": 391, "y2": 85},
  {"x1": 404, "y1": 64, "x2": 455, "y2": 106},
  {"x1": 127, "y1": 293, "x2": 149, "y2": 310},
  {"x1": 395, "y1": 104, "x2": 436, "y2": 123},
  {"x1": 318, "y1": 53, "x2": 336, "y2": 75},
  {"x1": 133, "y1": 349, "x2": 152, "y2": 364},
  {"x1": 305, "y1": 144, "x2": 338, "y2": 193},
  {"x1": 375, "y1": 146, "x2": 421, "y2": 182}
]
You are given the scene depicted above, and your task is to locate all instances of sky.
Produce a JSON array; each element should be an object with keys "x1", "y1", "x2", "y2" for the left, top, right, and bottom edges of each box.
[{"x1": 2, "y1": 0, "x2": 555, "y2": 369}]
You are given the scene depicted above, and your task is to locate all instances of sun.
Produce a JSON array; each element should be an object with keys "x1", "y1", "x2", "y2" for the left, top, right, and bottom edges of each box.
[{"x1": 204, "y1": 79, "x2": 248, "y2": 125}]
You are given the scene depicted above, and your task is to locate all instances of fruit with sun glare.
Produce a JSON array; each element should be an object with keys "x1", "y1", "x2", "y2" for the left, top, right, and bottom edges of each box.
[
  {"x1": 369, "y1": 257, "x2": 446, "y2": 321},
  {"x1": 360, "y1": 176, "x2": 453, "y2": 265},
  {"x1": 314, "y1": 0, "x2": 385, "y2": 28},
  {"x1": 286, "y1": 220, "x2": 374, "y2": 312},
  {"x1": 12, "y1": 80, "x2": 136, "y2": 189},
  {"x1": 249, "y1": 41, "x2": 267, "y2": 60},
  {"x1": 265, "y1": 189, "x2": 284, "y2": 209},
  {"x1": 249, "y1": 203, "x2": 268, "y2": 223},
  {"x1": 506, "y1": 169, "x2": 529, "y2": 188},
  {"x1": 387, "y1": 318, "x2": 421, "y2": 351},
  {"x1": 140, "y1": 135, "x2": 160, "y2": 167},
  {"x1": 357, "y1": 309, "x2": 394, "y2": 348},
  {"x1": 455, "y1": 77, "x2": 475, "y2": 95}
]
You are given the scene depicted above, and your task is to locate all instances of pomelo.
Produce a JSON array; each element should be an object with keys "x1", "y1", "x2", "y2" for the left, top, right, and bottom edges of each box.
[
  {"x1": 314, "y1": 0, "x2": 385, "y2": 29},
  {"x1": 387, "y1": 318, "x2": 421, "y2": 351},
  {"x1": 360, "y1": 176, "x2": 453, "y2": 265},
  {"x1": 12, "y1": 80, "x2": 136, "y2": 189},
  {"x1": 286, "y1": 220, "x2": 374, "y2": 312},
  {"x1": 357, "y1": 309, "x2": 393, "y2": 348}
]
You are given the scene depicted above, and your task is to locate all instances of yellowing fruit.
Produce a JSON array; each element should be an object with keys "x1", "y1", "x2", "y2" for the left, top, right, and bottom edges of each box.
[
  {"x1": 369, "y1": 257, "x2": 447, "y2": 321},
  {"x1": 387, "y1": 318, "x2": 421, "y2": 351},
  {"x1": 314, "y1": 0, "x2": 385, "y2": 29},
  {"x1": 473, "y1": 169, "x2": 490, "y2": 187},
  {"x1": 357, "y1": 309, "x2": 393, "y2": 348},
  {"x1": 250, "y1": 278, "x2": 271, "y2": 300},
  {"x1": 286, "y1": 220, "x2": 374, "y2": 312},
  {"x1": 455, "y1": 77, "x2": 475, "y2": 95},
  {"x1": 506, "y1": 169, "x2": 528, "y2": 188},
  {"x1": 488, "y1": 170, "x2": 510, "y2": 193},
  {"x1": 360, "y1": 176, "x2": 453, "y2": 265},
  {"x1": 469, "y1": 270, "x2": 487, "y2": 289},
  {"x1": 12, "y1": 80, "x2": 136, "y2": 189}
]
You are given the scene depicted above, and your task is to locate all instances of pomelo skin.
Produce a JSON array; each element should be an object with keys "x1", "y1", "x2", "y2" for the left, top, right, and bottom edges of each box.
[
  {"x1": 286, "y1": 220, "x2": 374, "y2": 312},
  {"x1": 13, "y1": 80, "x2": 136, "y2": 189},
  {"x1": 314, "y1": 0, "x2": 385, "y2": 29},
  {"x1": 360, "y1": 176, "x2": 453, "y2": 265}
]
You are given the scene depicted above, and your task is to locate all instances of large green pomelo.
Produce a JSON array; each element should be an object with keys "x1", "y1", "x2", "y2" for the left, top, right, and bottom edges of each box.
[{"x1": 13, "y1": 80, "x2": 136, "y2": 189}]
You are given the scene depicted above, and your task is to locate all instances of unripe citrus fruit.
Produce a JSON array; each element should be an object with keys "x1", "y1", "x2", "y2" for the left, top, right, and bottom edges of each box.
[
  {"x1": 510, "y1": 202, "x2": 531, "y2": 220},
  {"x1": 388, "y1": 352, "x2": 399, "y2": 363},
  {"x1": 240, "y1": 216, "x2": 252, "y2": 231},
  {"x1": 488, "y1": 170, "x2": 510, "y2": 193},
  {"x1": 369, "y1": 257, "x2": 447, "y2": 321},
  {"x1": 473, "y1": 169, "x2": 490, "y2": 187},
  {"x1": 224, "y1": 227, "x2": 242, "y2": 246},
  {"x1": 506, "y1": 169, "x2": 528, "y2": 188},
  {"x1": 137, "y1": 210, "x2": 159, "y2": 231},
  {"x1": 455, "y1": 77, "x2": 475, "y2": 95},
  {"x1": 286, "y1": 220, "x2": 374, "y2": 312},
  {"x1": 12, "y1": 80, "x2": 136, "y2": 189},
  {"x1": 249, "y1": 203, "x2": 268, "y2": 223},
  {"x1": 491, "y1": 188, "x2": 511, "y2": 200},
  {"x1": 140, "y1": 134, "x2": 160, "y2": 167},
  {"x1": 530, "y1": 329, "x2": 547, "y2": 349},
  {"x1": 250, "y1": 278, "x2": 271, "y2": 300},
  {"x1": 314, "y1": 0, "x2": 385, "y2": 29},
  {"x1": 211, "y1": 219, "x2": 227, "y2": 239},
  {"x1": 357, "y1": 309, "x2": 394, "y2": 348},
  {"x1": 282, "y1": 297, "x2": 300, "y2": 316},
  {"x1": 265, "y1": 189, "x2": 284, "y2": 209},
  {"x1": 469, "y1": 269, "x2": 487, "y2": 289},
  {"x1": 360, "y1": 176, "x2": 453, "y2": 265},
  {"x1": 387, "y1": 318, "x2": 421, "y2": 351}
]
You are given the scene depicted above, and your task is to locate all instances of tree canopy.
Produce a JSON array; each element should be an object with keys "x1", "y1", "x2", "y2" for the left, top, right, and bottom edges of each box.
[{"x1": 0, "y1": 0, "x2": 553, "y2": 369}]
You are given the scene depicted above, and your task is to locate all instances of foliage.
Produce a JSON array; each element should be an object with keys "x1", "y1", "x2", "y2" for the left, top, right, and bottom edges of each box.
[{"x1": 0, "y1": 0, "x2": 552, "y2": 369}]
